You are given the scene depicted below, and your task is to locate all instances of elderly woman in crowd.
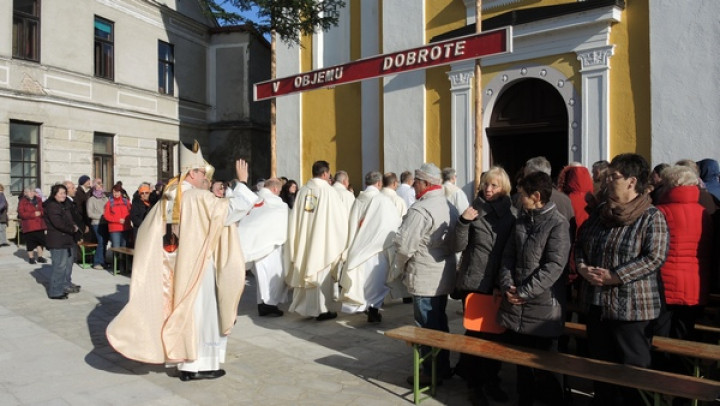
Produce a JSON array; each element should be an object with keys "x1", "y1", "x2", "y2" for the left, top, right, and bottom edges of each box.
[
  {"x1": 104, "y1": 184, "x2": 132, "y2": 250},
  {"x1": 497, "y1": 172, "x2": 571, "y2": 406},
  {"x1": 653, "y1": 165, "x2": 713, "y2": 372},
  {"x1": 130, "y1": 183, "x2": 153, "y2": 244},
  {"x1": 575, "y1": 153, "x2": 669, "y2": 406},
  {"x1": 452, "y1": 166, "x2": 516, "y2": 404},
  {"x1": 0, "y1": 184, "x2": 8, "y2": 247},
  {"x1": 44, "y1": 184, "x2": 80, "y2": 299},
  {"x1": 87, "y1": 180, "x2": 109, "y2": 270},
  {"x1": 17, "y1": 186, "x2": 48, "y2": 264}
]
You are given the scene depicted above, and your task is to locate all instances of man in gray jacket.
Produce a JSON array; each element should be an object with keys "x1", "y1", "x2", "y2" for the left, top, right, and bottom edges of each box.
[{"x1": 393, "y1": 163, "x2": 458, "y2": 385}]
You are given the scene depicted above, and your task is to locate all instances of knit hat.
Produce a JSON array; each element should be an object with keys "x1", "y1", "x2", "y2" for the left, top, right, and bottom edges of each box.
[
  {"x1": 415, "y1": 163, "x2": 442, "y2": 185},
  {"x1": 78, "y1": 175, "x2": 91, "y2": 186}
]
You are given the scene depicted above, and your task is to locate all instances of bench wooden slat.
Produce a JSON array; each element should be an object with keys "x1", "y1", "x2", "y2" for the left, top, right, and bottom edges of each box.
[
  {"x1": 385, "y1": 325, "x2": 720, "y2": 402},
  {"x1": 564, "y1": 321, "x2": 720, "y2": 362}
]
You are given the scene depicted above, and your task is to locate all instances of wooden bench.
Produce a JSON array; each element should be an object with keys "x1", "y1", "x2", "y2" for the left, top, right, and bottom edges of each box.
[
  {"x1": 385, "y1": 325, "x2": 720, "y2": 405},
  {"x1": 107, "y1": 246, "x2": 134, "y2": 275},
  {"x1": 77, "y1": 241, "x2": 98, "y2": 269}
]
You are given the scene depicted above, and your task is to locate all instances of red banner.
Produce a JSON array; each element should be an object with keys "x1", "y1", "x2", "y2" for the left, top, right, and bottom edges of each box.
[{"x1": 254, "y1": 26, "x2": 512, "y2": 101}]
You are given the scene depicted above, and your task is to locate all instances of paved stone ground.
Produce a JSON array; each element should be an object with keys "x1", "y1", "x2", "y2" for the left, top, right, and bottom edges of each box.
[{"x1": 0, "y1": 242, "x2": 595, "y2": 405}]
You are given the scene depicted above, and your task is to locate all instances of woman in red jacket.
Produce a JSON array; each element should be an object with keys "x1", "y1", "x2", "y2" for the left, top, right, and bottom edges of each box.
[
  {"x1": 103, "y1": 184, "x2": 132, "y2": 249},
  {"x1": 17, "y1": 187, "x2": 47, "y2": 264},
  {"x1": 654, "y1": 165, "x2": 714, "y2": 373}
]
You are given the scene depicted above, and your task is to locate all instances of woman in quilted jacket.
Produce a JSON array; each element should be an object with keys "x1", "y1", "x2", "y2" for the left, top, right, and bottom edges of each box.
[{"x1": 103, "y1": 184, "x2": 132, "y2": 250}]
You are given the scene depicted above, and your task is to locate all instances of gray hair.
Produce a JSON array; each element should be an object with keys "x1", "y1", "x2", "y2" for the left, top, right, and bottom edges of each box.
[
  {"x1": 334, "y1": 171, "x2": 349, "y2": 184},
  {"x1": 524, "y1": 156, "x2": 552, "y2": 176},
  {"x1": 400, "y1": 170, "x2": 414, "y2": 184},
  {"x1": 662, "y1": 165, "x2": 699, "y2": 187},
  {"x1": 364, "y1": 171, "x2": 383, "y2": 186},
  {"x1": 441, "y1": 167, "x2": 456, "y2": 182},
  {"x1": 675, "y1": 159, "x2": 699, "y2": 176}
]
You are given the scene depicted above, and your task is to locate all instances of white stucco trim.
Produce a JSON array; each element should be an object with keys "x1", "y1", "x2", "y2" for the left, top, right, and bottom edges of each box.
[
  {"x1": 481, "y1": 6, "x2": 621, "y2": 67},
  {"x1": 576, "y1": 45, "x2": 614, "y2": 164},
  {"x1": 480, "y1": 65, "x2": 581, "y2": 168},
  {"x1": 447, "y1": 61, "x2": 475, "y2": 199}
]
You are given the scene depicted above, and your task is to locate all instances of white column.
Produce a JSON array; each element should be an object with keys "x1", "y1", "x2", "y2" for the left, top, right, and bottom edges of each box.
[
  {"x1": 276, "y1": 40, "x2": 302, "y2": 181},
  {"x1": 576, "y1": 45, "x2": 614, "y2": 164},
  {"x1": 447, "y1": 61, "x2": 475, "y2": 199},
  {"x1": 361, "y1": 1, "x2": 380, "y2": 175},
  {"x1": 382, "y1": 0, "x2": 425, "y2": 174}
]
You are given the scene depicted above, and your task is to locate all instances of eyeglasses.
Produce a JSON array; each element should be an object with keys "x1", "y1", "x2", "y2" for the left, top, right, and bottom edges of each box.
[
  {"x1": 606, "y1": 172, "x2": 626, "y2": 182},
  {"x1": 140, "y1": 192, "x2": 150, "y2": 195}
]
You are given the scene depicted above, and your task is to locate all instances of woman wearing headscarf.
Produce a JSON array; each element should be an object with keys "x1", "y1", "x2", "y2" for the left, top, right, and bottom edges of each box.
[
  {"x1": 697, "y1": 158, "x2": 720, "y2": 202},
  {"x1": 45, "y1": 184, "x2": 80, "y2": 299}
]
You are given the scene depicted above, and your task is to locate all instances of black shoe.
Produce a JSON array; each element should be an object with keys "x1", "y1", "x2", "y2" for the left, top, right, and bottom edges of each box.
[
  {"x1": 402, "y1": 297, "x2": 413, "y2": 304},
  {"x1": 49, "y1": 293, "x2": 69, "y2": 300},
  {"x1": 65, "y1": 286, "x2": 80, "y2": 294},
  {"x1": 258, "y1": 303, "x2": 283, "y2": 317},
  {"x1": 0, "y1": 243, "x2": 10, "y2": 247},
  {"x1": 179, "y1": 369, "x2": 226, "y2": 381},
  {"x1": 315, "y1": 311, "x2": 337, "y2": 321},
  {"x1": 37, "y1": 257, "x2": 47, "y2": 263},
  {"x1": 28, "y1": 258, "x2": 36, "y2": 264},
  {"x1": 367, "y1": 307, "x2": 382, "y2": 323},
  {"x1": 70, "y1": 283, "x2": 81, "y2": 290},
  {"x1": 484, "y1": 382, "x2": 509, "y2": 403},
  {"x1": 406, "y1": 374, "x2": 443, "y2": 387}
]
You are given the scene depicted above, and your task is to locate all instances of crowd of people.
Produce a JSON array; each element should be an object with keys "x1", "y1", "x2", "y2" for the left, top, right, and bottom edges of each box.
[{"x1": 5, "y1": 146, "x2": 719, "y2": 405}]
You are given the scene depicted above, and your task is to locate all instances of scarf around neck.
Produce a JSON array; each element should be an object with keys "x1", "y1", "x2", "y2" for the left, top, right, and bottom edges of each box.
[{"x1": 600, "y1": 192, "x2": 652, "y2": 227}]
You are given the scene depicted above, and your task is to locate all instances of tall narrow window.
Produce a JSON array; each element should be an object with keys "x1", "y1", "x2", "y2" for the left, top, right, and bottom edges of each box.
[
  {"x1": 93, "y1": 132, "x2": 114, "y2": 187},
  {"x1": 157, "y1": 140, "x2": 177, "y2": 183},
  {"x1": 94, "y1": 16, "x2": 114, "y2": 80},
  {"x1": 10, "y1": 121, "x2": 40, "y2": 196},
  {"x1": 158, "y1": 41, "x2": 174, "y2": 95},
  {"x1": 12, "y1": 0, "x2": 40, "y2": 61}
]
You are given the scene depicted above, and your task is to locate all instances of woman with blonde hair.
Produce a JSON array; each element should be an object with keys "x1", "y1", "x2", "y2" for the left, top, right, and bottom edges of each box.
[{"x1": 453, "y1": 166, "x2": 517, "y2": 404}]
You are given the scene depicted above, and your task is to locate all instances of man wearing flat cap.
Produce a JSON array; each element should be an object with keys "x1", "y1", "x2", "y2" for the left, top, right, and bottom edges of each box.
[{"x1": 392, "y1": 162, "x2": 458, "y2": 384}]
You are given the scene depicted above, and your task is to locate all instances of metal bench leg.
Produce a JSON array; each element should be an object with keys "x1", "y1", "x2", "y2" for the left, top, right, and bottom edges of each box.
[
  {"x1": 412, "y1": 344, "x2": 440, "y2": 404},
  {"x1": 113, "y1": 252, "x2": 118, "y2": 276}
]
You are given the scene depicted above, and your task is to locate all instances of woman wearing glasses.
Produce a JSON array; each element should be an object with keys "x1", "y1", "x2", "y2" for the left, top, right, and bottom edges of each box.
[{"x1": 131, "y1": 183, "x2": 154, "y2": 244}]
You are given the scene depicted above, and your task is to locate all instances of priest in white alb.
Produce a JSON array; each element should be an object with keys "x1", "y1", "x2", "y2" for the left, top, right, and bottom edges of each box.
[
  {"x1": 106, "y1": 141, "x2": 257, "y2": 381},
  {"x1": 340, "y1": 171, "x2": 402, "y2": 322},
  {"x1": 237, "y1": 178, "x2": 290, "y2": 317},
  {"x1": 287, "y1": 160, "x2": 349, "y2": 321}
]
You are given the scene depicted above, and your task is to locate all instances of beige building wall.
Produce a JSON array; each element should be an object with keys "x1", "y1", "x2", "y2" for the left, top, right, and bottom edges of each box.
[{"x1": 0, "y1": 0, "x2": 269, "y2": 230}]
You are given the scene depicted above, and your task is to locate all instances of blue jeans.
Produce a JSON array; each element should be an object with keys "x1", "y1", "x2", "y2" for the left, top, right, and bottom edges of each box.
[
  {"x1": 413, "y1": 295, "x2": 451, "y2": 377},
  {"x1": 91, "y1": 224, "x2": 107, "y2": 266},
  {"x1": 49, "y1": 248, "x2": 73, "y2": 297},
  {"x1": 109, "y1": 230, "x2": 128, "y2": 249}
]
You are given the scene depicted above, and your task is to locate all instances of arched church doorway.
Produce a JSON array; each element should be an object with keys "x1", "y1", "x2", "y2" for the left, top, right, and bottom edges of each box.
[{"x1": 486, "y1": 78, "x2": 568, "y2": 185}]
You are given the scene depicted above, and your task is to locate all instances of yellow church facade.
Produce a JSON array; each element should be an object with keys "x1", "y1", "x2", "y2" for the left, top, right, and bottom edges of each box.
[{"x1": 274, "y1": 0, "x2": 720, "y2": 194}]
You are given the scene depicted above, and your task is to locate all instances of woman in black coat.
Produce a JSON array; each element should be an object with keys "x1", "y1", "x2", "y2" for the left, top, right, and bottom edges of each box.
[{"x1": 45, "y1": 184, "x2": 80, "y2": 299}]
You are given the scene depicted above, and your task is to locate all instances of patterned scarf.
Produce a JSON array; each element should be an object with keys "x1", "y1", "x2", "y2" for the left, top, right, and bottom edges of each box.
[{"x1": 600, "y1": 192, "x2": 652, "y2": 226}]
